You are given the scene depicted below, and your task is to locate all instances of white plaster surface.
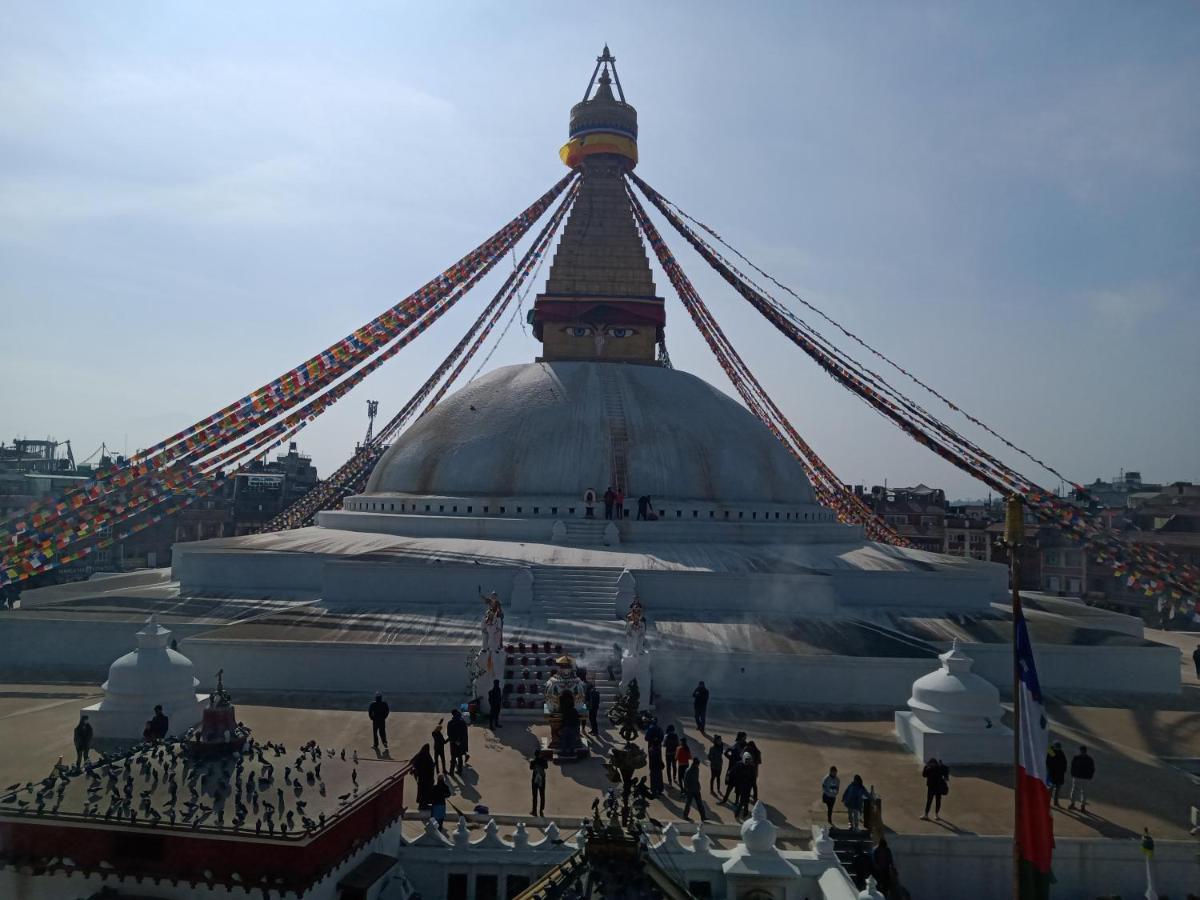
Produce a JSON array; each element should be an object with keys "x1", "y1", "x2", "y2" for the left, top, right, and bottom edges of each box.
[{"x1": 365, "y1": 361, "x2": 818, "y2": 504}]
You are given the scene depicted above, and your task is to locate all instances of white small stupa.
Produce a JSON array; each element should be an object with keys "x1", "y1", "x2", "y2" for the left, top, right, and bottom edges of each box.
[
  {"x1": 82, "y1": 616, "x2": 207, "y2": 744},
  {"x1": 894, "y1": 639, "x2": 1011, "y2": 765}
]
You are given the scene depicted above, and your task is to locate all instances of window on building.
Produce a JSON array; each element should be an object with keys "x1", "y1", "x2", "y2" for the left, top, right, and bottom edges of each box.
[
  {"x1": 446, "y1": 873, "x2": 468, "y2": 900},
  {"x1": 1045, "y1": 551, "x2": 1058, "y2": 566},
  {"x1": 476, "y1": 874, "x2": 499, "y2": 900},
  {"x1": 505, "y1": 875, "x2": 532, "y2": 899}
]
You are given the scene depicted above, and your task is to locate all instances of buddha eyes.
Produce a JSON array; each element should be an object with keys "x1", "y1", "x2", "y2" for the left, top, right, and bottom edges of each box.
[{"x1": 560, "y1": 325, "x2": 636, "y2": 338}]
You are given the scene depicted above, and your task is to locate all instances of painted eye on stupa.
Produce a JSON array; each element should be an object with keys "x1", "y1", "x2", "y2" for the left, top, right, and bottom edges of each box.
[
  {"x1": 562, "y1": 325, "x2": 595, "y2": 337},
  {"x1": 606, "y1": 327, "x2": 636, "y2": 338}
]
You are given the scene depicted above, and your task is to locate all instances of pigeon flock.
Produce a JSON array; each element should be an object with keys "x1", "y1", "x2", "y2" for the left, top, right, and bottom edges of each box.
[{"x1": 0, "y1": 734, "x2": 372, "y2": 836}]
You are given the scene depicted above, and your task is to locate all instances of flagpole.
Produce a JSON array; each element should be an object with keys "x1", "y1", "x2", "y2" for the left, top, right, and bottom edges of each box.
[{"x1": 1007, "y1": 495, "x2": 1024, "y2": 900}]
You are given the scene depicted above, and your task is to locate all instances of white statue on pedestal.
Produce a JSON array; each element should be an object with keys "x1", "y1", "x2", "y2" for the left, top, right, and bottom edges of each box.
[
  {"x1": 620, "y1": 597, "x2": 651, "y2": 694},
  {"x1": 476, "y1": 591, "x2": 505, "y2": 685}
]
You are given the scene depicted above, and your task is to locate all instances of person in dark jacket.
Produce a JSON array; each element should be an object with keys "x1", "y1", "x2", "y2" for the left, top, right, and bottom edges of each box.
[
  {"x1": 843, "y1": 774, "x2": 869, "y2": 832},
  {"x1": 487, "y1": 679, "x2": 503, "y2": 729},
  {"x1": 1046, "y1": 742, "x2": 1067, "y2": 807},
  {"x1": 692, "y1": 681, "x2": 710, "y2": 732},
  {"x1": 682, "y1": 758, "x2": 707, "y2": 820},
  {"x1": 721, "y1": 731, "x2": 748, "y2": 802},
  {"x1": 587, "y1": 683, "x2": 601, "y2": 736},
  {"x1": 645, "y1": 720, "x2": 664, "y2": 797},
  {"x1": 707, "y1": 735, "x2": 725, "y2": 795},
  {"x1": 921, "y1": 757, "x2": 950, "y2": 820},
  {"x1": 746, "y1": 740, "x2": 762, "y2": 802},
  {"x1": 431, "y1": 721, "x2": 447, "y2": 774},
  {"x1": 411, "y1": 743, "x2": 436, "y2": 809},
  {"x1": 871, "y1": 836, "x2": 897, "y2": 893},
  {"x1": 603, "y1": 487, "x2": 616, "y2": 521},
  {"x1": 149, "y1": 705, "x2": 169, "y2": 741},
  {"x1": 447, "y1": 709, "x2": 469, "y2": 775},
  {"x1": 1068, "y1": 745, "x2": 1095, "y2": 812},
  {"x1": 1193, "y1": 644, "x2": 1200, "y2": 678},
  {"x1": 663, "y1": 725, "x2": 680, "y2": 786},
  {"x1": 73, "y1": 714, "x2": 93, "y2": 768},
  {"x1": 731, "y1": 753, "x2": 756, "y2": 819},
  {"x1": 530, "y1": 751, "x2": 548, "y2": 817},
  {"x1": 430, "y1": 774, "x2": 452, "y2": 830},
  {"x1": 368, "y1": 693, "x2": 389, "y2": 750}
]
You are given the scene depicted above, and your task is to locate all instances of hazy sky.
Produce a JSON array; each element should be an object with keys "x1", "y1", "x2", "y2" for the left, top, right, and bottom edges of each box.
[{"x1": 2, "y1": 2, "x2": 1197, "y2": 501}]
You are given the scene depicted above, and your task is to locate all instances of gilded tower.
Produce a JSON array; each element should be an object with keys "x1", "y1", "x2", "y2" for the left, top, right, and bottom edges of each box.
[{"x1": 530, "y1": 47, "x2": 665, "y2": 364}]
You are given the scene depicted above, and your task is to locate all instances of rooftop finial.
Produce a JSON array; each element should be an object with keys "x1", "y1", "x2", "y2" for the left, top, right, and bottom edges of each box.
[{"x1": 582, "y1": 44, "x2": 626, "y2": 103}]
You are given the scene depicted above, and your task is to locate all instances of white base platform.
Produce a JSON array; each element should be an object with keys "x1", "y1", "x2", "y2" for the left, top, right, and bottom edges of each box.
[
  {"x1": 894, "y1": 710, "x2": 1011, "y2": 766},
  {"x1": 82, "y1": 694, "x2": 208, "y2": 745}
]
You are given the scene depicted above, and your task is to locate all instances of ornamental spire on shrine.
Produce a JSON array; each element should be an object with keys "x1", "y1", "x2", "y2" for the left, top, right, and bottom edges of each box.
[{"x1": 530, "y1": 46, "x2": 665, "y2": 364}]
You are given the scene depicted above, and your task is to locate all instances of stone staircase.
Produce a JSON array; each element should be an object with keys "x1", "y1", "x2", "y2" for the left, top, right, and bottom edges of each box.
[
  {"x1": 558, "y1": 519, "x2": 612, "y2": 545},
  {"x1": 533, "y1": 565, "x2": 623, "y2": 621},
  {"x1": 598, "y1": 364, "x2": 630, "y2": 493}
]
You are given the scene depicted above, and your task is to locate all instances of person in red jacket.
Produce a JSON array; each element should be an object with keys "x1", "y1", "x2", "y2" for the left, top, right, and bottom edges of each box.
[{"x1": 675, "y1": 737, "x2": 693, "y2": 788}]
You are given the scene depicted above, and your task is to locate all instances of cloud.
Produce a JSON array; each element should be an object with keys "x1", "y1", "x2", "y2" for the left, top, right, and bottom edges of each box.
[{"x1": 1082, "y1": 282, "x2": 1170, "y2": 328}]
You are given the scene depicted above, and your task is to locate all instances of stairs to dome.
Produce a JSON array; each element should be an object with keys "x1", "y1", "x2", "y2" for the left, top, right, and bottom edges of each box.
[
  {"x1": 559, "y1": 518, "x2": 612, "y2": 545},
  {"x1": 598, "y1": 364, "x2": 630, "y2": 493},
  {"x1": 533, "y1": 565, "x2": 623, "y2": 621}
]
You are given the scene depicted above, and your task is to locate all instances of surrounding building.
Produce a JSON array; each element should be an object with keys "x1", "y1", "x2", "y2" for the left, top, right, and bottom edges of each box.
[{"x1": 856, "y1": 484, "x2": 946, "y2": 553}]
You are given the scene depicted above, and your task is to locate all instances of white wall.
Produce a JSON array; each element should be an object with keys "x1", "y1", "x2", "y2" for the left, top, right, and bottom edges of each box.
[
  {"x1": 954, "y1": 640, "x2": 1181, "y2": 696},
  {"x1": 890, "y1": 833, "x2": 1200, "y2": 900},
  {"x1": 0, "y1": 619, "x2": 216, "y2": 680},
  {"x1": 173, "y1": 547, "x2": 324, "y2": 597},
  {"x1": 322, "y1": 561, "x2": 518, "y2": 607}
]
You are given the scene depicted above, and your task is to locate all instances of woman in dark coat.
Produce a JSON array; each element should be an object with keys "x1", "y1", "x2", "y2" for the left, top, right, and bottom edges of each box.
[
  {"x1": 411, "y1": 743, "x2": 436, "y2": 809},
  {"x1": 1046, "y1": 742, "x2": 1068, "y2": 806},
  {"x1": 921, "y1": 757, "x2": 950, "y2": 820}
]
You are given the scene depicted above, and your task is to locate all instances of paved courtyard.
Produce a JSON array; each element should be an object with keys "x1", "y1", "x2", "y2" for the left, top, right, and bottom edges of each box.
[{"x1": 2, "y1": 668, "x2": 1198, "y2": 845}]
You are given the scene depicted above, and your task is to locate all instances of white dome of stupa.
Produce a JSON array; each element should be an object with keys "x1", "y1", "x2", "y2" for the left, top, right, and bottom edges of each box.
[
  {"x1": 82, "y1": 616, "x2": 207, "y2": 742},
  {"x1": 364, "y1": 361, "x2": 818, "y2": 506},
  {"x1": 906, "y1": 639, "x2": 1003, "y2": 732}
]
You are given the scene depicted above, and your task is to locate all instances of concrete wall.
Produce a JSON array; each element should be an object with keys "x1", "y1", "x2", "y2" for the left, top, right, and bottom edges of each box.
[
  {"x1": 182, "y1": 639, "x2": 473, "y2": 697},
  {"x1": 830, "y1": 568, "x2": 1006, "y2": 610},
  {"x1": 0, "y1": 618, "x2": 218, "y2": 681},
  {"x1": 890, "y1": 833, "x2": 1200, "y2": 900},
  {"x1": 950, "y1": 640, "x2": 1181, "y2": 696},
  {"x1": 633, "y1": 571, "x2": 840, "y2": 617},
  {"x1": 173, "y1": 547, "x2": 324, "y2": 597},
  {"x1": 651, "y1": 650, "x2": 934, "y2": 707},
  {"x1": 322, "y1": 561, "x2": 519, "y2": 607}
]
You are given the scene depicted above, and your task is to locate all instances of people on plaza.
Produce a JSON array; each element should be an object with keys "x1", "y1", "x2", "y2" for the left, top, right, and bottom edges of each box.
[
  {"x1": 1068, "y1": 745, "x2": 1095, "y2": 812},
  {"x1": 149, "y1": 704, "x2": 169, "y2": 741},
  {"x1": 430, "y1": 774, "x2": 452, "y2": 830},
  {"x1": 584, "y1": 487, "x2": 597, "y2": 518},
  {"x1": 682, "y1": 758, "x2": 708, "y2": 820},
  {"x1": 872, "y1": 836, "x2": 897, "y2": 894},
  {"x1": 637, "y1": 495, "x2": 655, "y2": 521},
  {"x1": 675, "y1": 737, "x2": 693, "y2": 788},
  {"x1": 73, "y1": 714, "x2": 93, "y2": 768},
  {"x1": 721, "y1": 731, "x2": 749, "y2": 803},
  {"x1": 613, "y1": 487, "x2": 625, "y2": 519},
  {"x1": 530, "y1": 751, "x2": 548, "y2": 817},
  {"x1": 663, "y1": 724, "x2": 680, "y2": 785},
  {"x1": 745, "y1": 740, "x2": 762, "y2": 802},
  {"x1": 447, "y1": 708, "x2": 469, "y2": 775},
  {"x1": 842, "y1": 773, "x2": 869, "y2": 832},
  {"x1": 707, "y1": 735, "x2": 725, "y2": 795},
  {"x1": 731, "y1": 752, "x2": 756, "y2": 818},
  {"x1": 692, "y1": 680, "x2": 709, "y2": 732},
  {"x1": 587, "y1": 682, "x2": 601, "y2": 736},
  {"x1": 645, "y1": 718, "x2": 665, "y2": 797},
  {"x1": 431, "y1": 721, "x2": 447, "y2": 774},
  {"x1": 821, "y1": 766, "x2": 840, "y2": 827},
  {"x1": 368, "y1": 692, "x2": 390, "y2": 750},
  {"x1": 411, "y1": 743, "x2": 436, "y2": 809},
  {"x1": 1046, "y1": 742, "x2": 1067, "y2": 807},
  {"x1": 921, "y1": 757, "x2": 950, "y2": 820},
  {"x1": 1193, "y1": 643, "x2": 1200, "y2": 678},
  {"x1": 487, "y1": 679, "x2": 503, "y2": 729},
  {"x1": 604, "y1": 486, "x2": 616, "y2": 520}
]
